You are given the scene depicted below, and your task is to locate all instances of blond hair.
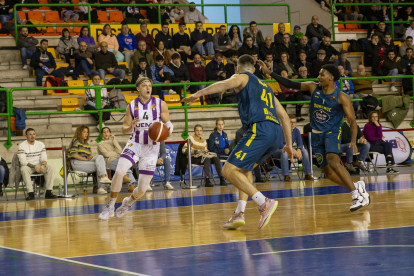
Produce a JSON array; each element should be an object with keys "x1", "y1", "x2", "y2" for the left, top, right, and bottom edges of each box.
[{"x1": 135, "y1": 77, "x2": 153, "y2": 88}]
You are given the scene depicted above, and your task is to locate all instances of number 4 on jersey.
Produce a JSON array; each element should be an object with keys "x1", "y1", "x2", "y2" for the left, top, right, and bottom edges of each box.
[
  {"x1": 143, "y1": 112, "x2": 149, "y2": 120},
  {"x1": 261, "y1": 89, "x2": 274, "y2": 108}
]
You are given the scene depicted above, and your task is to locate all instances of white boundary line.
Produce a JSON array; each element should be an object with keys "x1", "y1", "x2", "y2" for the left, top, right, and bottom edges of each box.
[{"x1": 0, "y1": 245, "x2": 148, "y2": 276}]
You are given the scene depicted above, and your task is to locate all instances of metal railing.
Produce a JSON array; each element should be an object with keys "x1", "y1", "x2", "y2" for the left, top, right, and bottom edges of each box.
[
  {"x1": 13, "y1": 3, "x2": 291, "y2": 43},
  {"x1": 330, "y1": 1, "x2": 414, "y2": 40}
]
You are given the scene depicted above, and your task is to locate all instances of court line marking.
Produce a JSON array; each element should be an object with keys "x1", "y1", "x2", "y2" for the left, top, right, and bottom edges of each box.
[
  {"x1": 68, "y1": 224, "x2": 414, "y2": 259},
  {"x1": 252, "y1": 245, "x2": 414, "y2": 255},
  {"x1": 0, "y1": 245, "x2": 148, "y2": 276}
]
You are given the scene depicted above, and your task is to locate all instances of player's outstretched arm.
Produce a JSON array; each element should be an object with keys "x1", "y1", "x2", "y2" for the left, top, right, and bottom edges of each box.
[
  {"x1": 182, "y1": 74, "x2": 243, "y2": 105},
  {"x1": 339, "y1": 92, "x2": 358, "y2": 154},
  {"x1": 257, "y1": 60, "x2": 317, "y2": 93},
  {"x1": 160, "y1": 101, "x2": 173, "y2": 138},
  {"x1": 273, "y1": 96, "x2": 294, "y2": 163},
  {"x1": 122, "y1": 105, "x2": 139, "y2": 134}
]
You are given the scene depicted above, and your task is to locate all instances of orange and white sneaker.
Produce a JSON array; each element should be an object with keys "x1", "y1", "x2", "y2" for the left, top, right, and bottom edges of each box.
[
  {"x1": 257, "y1": 198, "x2": 278, "y2": 229},
  {"x1": 223, "y1": 212, "x2": 245, "y2": 230}
]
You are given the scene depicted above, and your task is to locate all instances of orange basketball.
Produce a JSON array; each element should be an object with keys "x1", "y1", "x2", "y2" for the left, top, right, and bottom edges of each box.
[{"x1": 148, "y1": 122, "x2": 169, "y2": 142}]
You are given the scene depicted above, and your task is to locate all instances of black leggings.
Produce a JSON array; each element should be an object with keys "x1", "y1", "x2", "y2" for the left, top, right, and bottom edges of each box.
[
  {"x1": 369, "y1": 140, "x2": 395, "y2": 165},
  {"x1": 84, "y1": 104, "x2": 112, "y2": 122},
  {"x1": 191, "y1": 156, "x2": 223, "y2": 177}
]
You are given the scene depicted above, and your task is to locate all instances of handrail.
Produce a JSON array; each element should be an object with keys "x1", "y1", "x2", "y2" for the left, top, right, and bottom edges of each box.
[
  {"x1": 13, "y1": 3, "x2": 290, "y2": 44},
  {"x1": 330, "y1": 1, "x2": 414, "y2": 40}
]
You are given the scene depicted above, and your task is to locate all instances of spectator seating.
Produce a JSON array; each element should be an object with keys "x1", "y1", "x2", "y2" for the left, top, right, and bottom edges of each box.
[
  {"x1": 61, "y1": 98, "x2": 80, "y2": 111},
  {"x1": 45, "y1": 11, "x2": 64, "y2": 23},
  {"x1": 97, "y1": 11, "x2": 111, "y2": 23},
  {"x1": 28, "y1": 11, "x2": 43, "y2": 22},
  {"x1": 164, "y1": 94, "x2": 181, "y2": 107},
  {"x1": 67, "y1": 80, "x2": 86, "y2": 96},
  {"x1": 205, "y1": 59, "x2": 228, "y2": 65},
  {"x1": 87, "y1": 79, "x2": 104, "y2": 85},
  {"x1": 109, "y1": 11, "x2": 124, "y2": 24},
  {"x1": 125, "y1": 95, "x2": 135, "y2": 104},
  {"x1": 17, "y1": 11, "x2": 27, "y2": 22},
  {"x1": 337, "y1": 21, "x2": 367, "y2": 32}
]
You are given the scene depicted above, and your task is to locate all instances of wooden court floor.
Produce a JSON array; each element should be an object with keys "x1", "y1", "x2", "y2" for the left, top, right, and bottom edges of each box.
[{"x1": 1, "y1": 173, "x2": 414, "y2": 275}]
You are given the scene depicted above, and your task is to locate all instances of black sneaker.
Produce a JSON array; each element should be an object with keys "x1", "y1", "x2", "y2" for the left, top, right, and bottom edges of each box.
[
  {"x1": 255, "y1": 177, "x2": 266, "y2": 183},
  {"x1": 26, "y1": 192, "x2": 35, "y2": 201},
  {"x1": 205, "y1": 178, "x2": 214, "y2": 187},
  {"x1": 391, "y1": 168, "x2": 399, "y2": 174},
  {"x1": 45, "y1": 190, "x2": 58, "y2": 199},
  {"x1": 219, "y1": 177, "x2": 227, "y2": 186},
  {"x1": 386, "y1": 168, "x2": 394, "y2": 174}
]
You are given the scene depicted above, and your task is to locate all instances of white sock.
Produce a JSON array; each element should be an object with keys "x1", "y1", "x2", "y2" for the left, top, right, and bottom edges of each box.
[
  {"x1": 108, "y1": 197, "x2": 116, "y2": 209},
  {"x1": 252, "y1": 192, "x2": 266, "y2": 206},
  {"x1": 235, "y1": 200, "x2": 247, "y2": 214}
]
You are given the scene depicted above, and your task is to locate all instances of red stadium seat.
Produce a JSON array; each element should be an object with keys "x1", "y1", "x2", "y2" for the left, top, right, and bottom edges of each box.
[
  {"x1": 28, "y1": 11, "x2": 44, "y2": 22},
  {"x1": 109, "y1": 11, "x2": 123, "y2": 23},
  {"x1": 45, "y1": 27, "x2": 60, "y2": 36},
  {"x1": 45, "y1": 11, "x2": 64, "y2": 23},
  {"x1": 97, "y1": 11, "x2": 111, "y2": 23}
]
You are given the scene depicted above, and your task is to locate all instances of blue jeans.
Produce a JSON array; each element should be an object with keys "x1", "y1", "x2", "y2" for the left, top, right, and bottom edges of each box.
[
  {"x1": 340, "y1": 142, "x2": 370, "y2": 163},
  {"x1": 108, "y1": 159, "x2": 136, "y2": 185},
  {"x1": 162, "y1": 157, "x2": 171, "y2": 182},
  {"x1": 272, "y1": 148, "x2": 312, "y2": 176},
  {"x1": 77, "y1": 60, "x2": 98, "y2": 76},
  {"x1": 347, "y1": 93, "x2": 359, "y2": 116},
  {"x1": 97, "y1": 69, "x2": 125, "y2": 84},
  {"x1": 192, "y1": 41, "x2": 215, "y2": 56},
  {"x1": 20, "y1": 47, "x2": 35, "y2": 66},
  {"x1": 0, "y1": 165, "x2": 5, "y2": 183},
  {"x1": 35, "y1": 68, "x2": 65, "y2": 86},
  {"x1": 0, "y1": 12, "x2": 21, "y2": 25},
  {"x1": 387, "y1": 68, "x2": 402, "y2": 84},
  {"x1": 107, "y1": 49, "x2": 125, "y2": 62}
]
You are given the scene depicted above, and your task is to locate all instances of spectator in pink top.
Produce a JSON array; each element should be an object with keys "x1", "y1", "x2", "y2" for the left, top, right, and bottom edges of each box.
[{"x1": 363, "y1": 111, "x2": 398, "y2": 174}]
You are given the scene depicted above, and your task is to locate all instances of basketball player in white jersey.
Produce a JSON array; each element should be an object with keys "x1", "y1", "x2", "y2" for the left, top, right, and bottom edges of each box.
[{"x1": 99, "y1": 77, "x2": 173, "y2": 220}]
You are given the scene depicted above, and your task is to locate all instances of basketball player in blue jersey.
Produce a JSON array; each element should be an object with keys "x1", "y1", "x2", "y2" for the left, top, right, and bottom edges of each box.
[
  {"x1": 183, "y1": 55, "x2": 295, "y2": 230},
  {"x1": 259, "y1": 61, "x2": 370, "y2": 212}
]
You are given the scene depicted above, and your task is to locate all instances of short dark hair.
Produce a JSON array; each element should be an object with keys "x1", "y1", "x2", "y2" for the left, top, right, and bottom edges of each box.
[
  {"x1": 230, "y1": 50, "x2": 238, "y2": 57},
  {"x1": 371, "y1": 34, "x2": 379, "y2": 39},
  {"x1": 40, "y1": 39, "x2": 48, "y2": 44},
  {"x1": 179, "y1": 22, "x2": 186, "y2": 26},
  {"x1": 407, "y1": 48, "x2": 413, "y2": 53},
  {"x1": 215, "y1": 52, "x2": 223, "y2": 58},
  {"x1": 219, "y1": 25, "x2": 226, "y2": 29},
  {"x1": 279, "y1": 69, "x2": 288, "y2": 75},
  {"x1": 156, "y1": 54, "x2": 164, "y2": 61},
  {"x1": 122, "y1": 23, "x2": 128, "y2": 28},
  {"x1": 160, "y1": 6, "x2": 166, "y2": 10},
  {"x1": 161, "y1": 21, "x2": 169, "y2": 27},
  {"x1": 139, "y1": 57, "x2": 147, "y2": 63},
  {"x1": 101, "y1": 127, "x2": 111, "y2": 134},
  {"x1": 249, "y1": 21, "x2": 257, "y2": 26},
  {"x1": 171, "y1": 53, "x2": 181, "y2": 60},
  {"x1": 25, "y1": 128, "x2": 35, "y2": 135},
  {"x1": 195, "y1": 21, "x2": 202, "y2": 26},
  {"x1": 321, "y1": 64, "x2": 340, "y2": 81},
  {"x1": 407, "y1": 36, "x2": 413, "y2": 40},
  {"x1": 384, "y1": 32, "x2": 391, "y2": 37}
]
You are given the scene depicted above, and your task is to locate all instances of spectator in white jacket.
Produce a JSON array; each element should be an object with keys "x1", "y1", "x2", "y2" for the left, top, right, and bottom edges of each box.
[
  {"x1": 18, "y1": 128, "x2": 57, "y2": 201},
  {"x1": 170, "y1": 1, "x2": 184, "y2": 23},
  {"x1": 184, "y1": 2, "x2": 204, "y2": 24}
]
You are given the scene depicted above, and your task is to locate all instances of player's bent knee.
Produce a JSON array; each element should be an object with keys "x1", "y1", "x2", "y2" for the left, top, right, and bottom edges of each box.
[{"x1": 115, "y1": 157, "x2": 133, "y2": 176}]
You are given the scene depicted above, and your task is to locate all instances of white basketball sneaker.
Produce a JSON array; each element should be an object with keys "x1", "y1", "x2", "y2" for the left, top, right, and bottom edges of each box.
[
  {"x1": 350, "y1": 194, "x2": 365, "y2": 211},
  {"x1": 115, "y1": 197, "x2": 133, "y2": 218},
  {"x1": 99, "y1": 205, "x2": 114, "y2": 220},
  {"x1": 355, "y1": 181, "x2": 370, "y2": 206}
]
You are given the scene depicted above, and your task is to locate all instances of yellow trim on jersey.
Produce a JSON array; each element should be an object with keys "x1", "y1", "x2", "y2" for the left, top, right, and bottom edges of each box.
[{"x1": 245, "y1": 123, "x2": 257, "y2": 147}]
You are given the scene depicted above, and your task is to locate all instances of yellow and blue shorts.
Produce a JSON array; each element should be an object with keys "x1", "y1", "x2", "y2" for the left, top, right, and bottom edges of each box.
[{"x1": 311, "y1": 129, "x2": 342, "y2": 168}]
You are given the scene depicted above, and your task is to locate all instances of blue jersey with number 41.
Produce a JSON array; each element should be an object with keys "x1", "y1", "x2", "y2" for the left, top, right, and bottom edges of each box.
[{"x1": 236, "y1": 72, "x2": 280, "y2": 129}]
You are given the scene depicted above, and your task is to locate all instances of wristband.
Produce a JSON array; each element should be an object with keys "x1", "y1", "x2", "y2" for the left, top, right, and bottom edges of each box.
[{"x1": 165, "y1": 121, "x2": 173, "y2": 134}]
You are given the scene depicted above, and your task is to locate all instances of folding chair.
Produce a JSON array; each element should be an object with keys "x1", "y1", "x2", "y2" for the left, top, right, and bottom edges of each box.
[
  {"x1": 362, "y1": 152, "x2": 380, "y2": 175},
  {"x1": 191, "y1": 164, "x2": 216, "y2": 186},
  {"x1": 340, "y1": 152, "x2": 367, "y2": 175},
  {"x1": 150, "y1": 164, "x2": 165, "y2": 187}
]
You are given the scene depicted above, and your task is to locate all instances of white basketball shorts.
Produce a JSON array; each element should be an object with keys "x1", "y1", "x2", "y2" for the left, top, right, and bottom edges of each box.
[{"x1": 119, "y1": 141, "x2": 160, "y2": 175}]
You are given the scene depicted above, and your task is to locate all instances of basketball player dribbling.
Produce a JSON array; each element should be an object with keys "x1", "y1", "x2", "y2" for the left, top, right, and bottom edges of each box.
[
  {"x1": 99, "y1": 77, "x2": 173, "y2": 220},
  {"x1": 259, "y1": 61, "x2": 370, "y2": 212},
  {"x1": 183, "y1": 55, "x2": 295, "y2": 230}
]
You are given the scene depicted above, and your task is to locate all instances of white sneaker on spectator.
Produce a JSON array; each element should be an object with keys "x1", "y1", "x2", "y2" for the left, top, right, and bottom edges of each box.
[
  {"x1": 164, "y1": 182, "x2": 174, "y2": 190},
  {"x1": 390, "y1": 86, "x2": 398, "y2": 92},
  {"x1": 97, "y1": 188, "x2": 107, "y2": 195},
  {"x1": 23, "y1": 65, "x2": 28, "y2": 70},
  {"x1": 168, "y1": 89, "x2": 176, "y2": 95},
  {"x1": 100, "y1": 176, "x2": 112, "y2": 184}
]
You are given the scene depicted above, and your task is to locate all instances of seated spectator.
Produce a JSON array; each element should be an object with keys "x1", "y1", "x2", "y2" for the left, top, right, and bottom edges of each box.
[
  {"x1": 295, "y1": 50, "x2": 313, "y2": 78},
  {"x1": 340, "y1": 116, "x2": 369, "y2": 173},
  {"x1": 238, "y1": 35, "x2": 259, "y2": 56},
  {"x1": 182, "y1": 124, "x2": 226, "y2": 187},
  {"x1": 312, "y1": 49, "x2": 330, "y2": 76},
  {"x1": 278, "y1": 52, "x2": 298, "y2": 79},
  {"x1": 98, "y1": 127, "x2": 137, "y2": 193},
  {"x1": 84, "y1": 75, "x2": 112, "y2": 129},
  {"x1": 135, "y1": 23, "x2": 155, "y2": 54},
  {"x1": 56, "y1": 28, "x2": 79, "y2": 64},
  {"x1": 382, "y1": 51, "x2": 403, "y2": 92},
  {"x1": 305, "y1": 15, "x2": 331, "y2": 45},
  {"x1": 274, "y1": 23, "x2": 295, "y2": 45},
  {"x1": 399, "y1": 36, "x2": 414, "y2": 57},
  {"x1": 145, "y1": 3, "x2": 159, "y2": 23},
  {"x1": 94, "y1": 42, "x2": 126, "y2": 83},
  {"x1": 292, "y1": 25, "x2": 304, "y2": 44},
  {"x1": 295, "y1": 36, "x2": 316, "y2": 62},
  {"x1": 334, "y1": 0, "x2": 346, "y2": 22},
  {"x1": 125, "y1": 0, "x2": 146, "y2": 23},
  {"x1": 30, "y1": 39, "x2": 65, "y2": 87},
  {"x1": 333, "y1": 50, "x2": 352, "y2": 76},
  {"x1": 402, "y1": 6, "x2": 414, "y2": 28},
  {"x1": 228, "y1": 25, "x2": 242, "y2": 51},
  {"x1": 191, "y1": 21, "x2": 215, "y2": 59},
  {"x1": 173, "y1": 22, "x2": 191, "y2": 64},
  {"x1": 78, "y1": 26, "x2": 98, "y2": 53},
  {"x1": 298, "y1": 66, "x2": 311, "y2": 100},
  {"x1": 170, "y1": 2, "x2": 184, "y2": 23},
  {"x1": 264, "y1": 53, "x2": 278, "y2": 75},
  {"x1": 260, "y1": 36, "x2": 277, "y2": 61},
  {"x1": 132, "y1": 57, "x2": 152, "y2": 84},
  {"x1": 276, "y1": 33, "x2": 297, "y2": 64},
  {"x1": 373, "y1": 21, "x2": 388, "y2": 42},
  {"x1": 153, "y1": 40, "x2": 172, "y2": 66},
  {"x1": 272, "y1": 115, "x2": 313, "y2": 182},
  {"x1": 243, "y1": 21, "x2": 264, "y2": 47},
  {"x1": 336, "y1": 65, "x2": 359, "y2": 116},
  {"x1": 160, "y1": 7, "x2": 171, "y2": 23},
  {"x1": 155, "y1": 22, "x2": 175, "y2": 56},
  {"x1": 69, "y1": 125, "x2": 112, "y2": 195},
  {"x1": 352, "y1": 65, "x2": 378, "y2": 98},
  {"x1": 116, "y1": 24, "x2": 138, "y2": 70},
  {"x1": 392, "y1": 9, "x2": 405, "y2": 40},
  {"x1": 318, "y1": 36, "x2": 339, "y2": 62},
  {"x1": 363, "y1": 111, "x2": 398, "y2": 174},
  {"x1": 208, "y1": 118, "x2": 231, "y2": 160},
  {"x1": 151, "y1": 54, "x2": 175, "y2": 96},
  {"x1": 133, "y1": 40, "x2": 155, "y2": 68},
  {"x1": 17, "y1": 27, "x2": 38, "y2": 70},
  {"x1": 383, "y1": 33, "x2": 399, "y2": 58},
  {"x1": 18, "y1": 128, "x2": 57, "y2": 201},
  {"x1": 184, "y1": 2, "x2": 204, "y2": 24},
  {"x1": 278, "y1": 69, "x2": 304, "y2": 121},
  {"x1": 213, "y1": 25, "x2": 232, "y2": 58},
  {"x1": 74, "y1": 41, "x2": 98, "y2": 79},
  {"x1": 364, "y1": 34, "x2": 381, "y2": 73},
  {"x1": 154, "y1": 141, "x2": 174, "y2": 190},
  {"x1": 78, "y1": 0, "x2": 89, "y2": 22},
  {"x1": 188, "y1": 53, "x2": 206, "y2": 99},
  {"x1": 98, "y1": 24, "x2": 124, "y2": 63},
  {"x1": 402, "y1": 63, "x2": 414, "y2": 96},
  {"x1": 251, "y1": 53, "x2": 263, "y2": 79},
  {"x1": 401, "y1": 47, "x2": 414, "y2": 73},
  {"x1": 169, "y1": 53, "x2": 190, "y2": 97},
  {"x1": 0, "y1": 0, "x2": 25, "y2": 28},
  {"x1": 365, "y1": 5, "x2": 379, "y2": 38},
  {"x1": 344, "y1": 0, "x2": 364, "y2": 21},
  {"x1": 205, "y1": 52, "x2": 225, "y2": 104},
  {"x1": 404, "y1": 16, "x2": 414, "y2": 39}
]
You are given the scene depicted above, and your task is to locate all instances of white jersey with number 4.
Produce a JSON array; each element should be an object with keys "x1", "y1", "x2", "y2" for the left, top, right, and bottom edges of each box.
[{"x1": 128, "y1": 96, "x2": 162, "y2": 145}]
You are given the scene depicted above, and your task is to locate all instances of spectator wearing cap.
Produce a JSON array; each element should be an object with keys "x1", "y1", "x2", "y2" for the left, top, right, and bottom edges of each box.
[
  {"x1": 295, "y1": 36, "x2": 316, "y2": 62},
  {"x1": 259, "y1": 35, "x2": 277, "y2": 61},
  {"x1": 184, "y1": 2, "x2": 205, "y2": 24},
  {"x1": 312, "y1": 49, "x2": 330, "y2": 76},
  {"x1": 243, "y1": 21, "x2": 264, "y2": 47},
  {"x1": 292, "y1": 25, "x2": 304, "y2": 45},
  {"x1": 305, "y1": 15, "x2": 331, "y2": 45},
  {"x1": 318, "y1": 36, "x2": 339, "y2": 62},
  {"x1": 399, "y1": 36, "x2": 414, "y2": 57},
  {"x1": 333, "y1": 50, "x2": 353, "y2": 76},
  {"x1": 213, "y1": 25, "x2": 232, "y2": 58},
  {"x1": 274, "y1": 23, "x2": 295, "y2": 46},
  {"x1": 56, "y1": 28, "x2": 79, "y2": 64},
  {"x1": 295, "y1": 50, "x2": 313, "y2": 78}
]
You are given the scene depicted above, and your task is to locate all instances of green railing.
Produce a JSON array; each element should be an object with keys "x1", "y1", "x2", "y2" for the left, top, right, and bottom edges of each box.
[
  {"x1": 330, "y1": 1, "x2": 414, "y2": 41},
  {"x1": 14, "y1": 3, "x2": 291, "y2": 43}
]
